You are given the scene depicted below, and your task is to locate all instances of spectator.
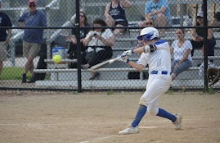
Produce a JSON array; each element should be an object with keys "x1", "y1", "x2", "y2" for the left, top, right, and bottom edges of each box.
[
  {"x1": 138, "y1": 16, "x2": 155, "y2": 30},
  {"x1": 0, "y1": 0, "x2": 12, "y2": 84},
  {"x1": 82, "y1": 18, "x2": 115, "y2": 80},
  {"x1": 210, "y1": 12, "x2": 220, "y2": 27},
  {"x1": 18, "y1": 0, "x2": 47, "y2": 83},
  {"x1": 144, "y1": 0, "x2": 172, "y2": 36},
  {"x1": 170, "y1": 29, "x2": 193, "y2": 81},
  {"x1": 190, "y1": 11, "x2": 216, "y2": 63},
  {"x1": 197, "y1": 12, "x2": 220, "y2": 77},
  {"x1": 105, "y1": 0, "x2": 132, "y2": 36},
  {"x1": 68, "y1": 11, "x2": 90, "y2": 68}
]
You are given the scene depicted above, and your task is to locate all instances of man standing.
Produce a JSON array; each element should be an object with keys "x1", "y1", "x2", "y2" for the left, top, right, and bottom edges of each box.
[
  {"x1": 18, "y1": 0, "x2": 47, "y2": 83},
  {"x1": 117, "y1": 27, "x2": 182, "y2": 135},
  {"x1": 0, "y1": 0, "x2": 12, "y2": 84}
]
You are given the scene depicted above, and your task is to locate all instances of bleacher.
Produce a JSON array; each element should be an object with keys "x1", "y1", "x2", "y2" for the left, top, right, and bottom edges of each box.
[
  {"x1": 34, "y1": 30, "x2": 220, "y2": 89},
  {"x1": 33, "y1": 0, "x2": 220, "y2": 89}
]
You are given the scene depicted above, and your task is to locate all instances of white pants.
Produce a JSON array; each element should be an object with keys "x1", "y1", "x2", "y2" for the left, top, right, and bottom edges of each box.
[{"x1": 139, "y1": 74, "x2": 172, "y2": 116}]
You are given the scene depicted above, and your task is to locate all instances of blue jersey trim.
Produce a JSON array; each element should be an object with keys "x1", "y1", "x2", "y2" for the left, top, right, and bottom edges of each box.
[{"x1": 154, "y1": 40, "x2": 167, "y2": 45}]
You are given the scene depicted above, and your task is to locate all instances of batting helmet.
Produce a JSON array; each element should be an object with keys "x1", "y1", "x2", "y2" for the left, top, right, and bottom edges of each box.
[{"x1": 137, "y1": 27, "x2": 159, "y2": 41}]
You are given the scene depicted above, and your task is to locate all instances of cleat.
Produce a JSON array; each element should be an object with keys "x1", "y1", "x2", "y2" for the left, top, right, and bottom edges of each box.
[
  {"x1": 173, "y1": 113, "x2": 182, "y2": 130},
  {"x1": 119, "y1": 126, "x2": 139, "y2": 135}
]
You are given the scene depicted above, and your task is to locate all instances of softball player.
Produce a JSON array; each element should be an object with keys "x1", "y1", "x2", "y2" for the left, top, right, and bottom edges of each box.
[{"x1": 117, "y1": 27, "x2": 182, "y2": 135}]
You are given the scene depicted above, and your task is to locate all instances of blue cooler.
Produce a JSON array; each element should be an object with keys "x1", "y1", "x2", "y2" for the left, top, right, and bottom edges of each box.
[{"x1": 52, "y1": 47, "x2": 67, "y2": 58}]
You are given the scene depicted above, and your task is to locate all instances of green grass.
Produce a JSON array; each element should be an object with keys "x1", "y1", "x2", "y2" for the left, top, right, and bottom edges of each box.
[{"x1": 1, "y1": 67, "x2": 31, "y2": 80}]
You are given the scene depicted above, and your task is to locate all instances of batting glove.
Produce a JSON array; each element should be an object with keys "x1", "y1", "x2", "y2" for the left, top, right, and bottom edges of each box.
[
  {"x1": 121, "y1": 49, "x2": 134, "y2": 57},
  {"x1": 117, "y1": 55, "x2": 130, "y2": 63}
]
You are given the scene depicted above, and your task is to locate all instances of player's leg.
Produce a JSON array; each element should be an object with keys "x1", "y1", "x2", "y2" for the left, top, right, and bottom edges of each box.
[
  {"x1": 142, "y1": 75, "x2": 182, "y2": 129},
  {"x1": 131, "y1": 104, "x2": 147, "y2": 127},
  {"x1": 156, "y1": 108, "x2": 182, "y2": 130},
  {"x1": 119, "y1": 75, "x2": 154, "y2": 135}
]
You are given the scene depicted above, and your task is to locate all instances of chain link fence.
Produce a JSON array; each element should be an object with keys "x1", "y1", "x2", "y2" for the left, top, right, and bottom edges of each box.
[{"x1": 0, "y1": 0, "x2": 220, "y2": 91}]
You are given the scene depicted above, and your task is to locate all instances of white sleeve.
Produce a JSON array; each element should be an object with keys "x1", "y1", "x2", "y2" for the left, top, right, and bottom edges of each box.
[
  {"x1": 103, "y1": 29, "x2": 114, "y2": 39},
  {"x1": 85, "y1": 31, "x2": 94, "y2": 39},
  {"x1": 136, "y1": 53, "x2": 149, "y2": 67},
  {"x1": 156, "y1": 42, "x2": 170, "y2": 51},
  {"x1": 185, "y1": 40, "x2": 193, "y2": 50}
]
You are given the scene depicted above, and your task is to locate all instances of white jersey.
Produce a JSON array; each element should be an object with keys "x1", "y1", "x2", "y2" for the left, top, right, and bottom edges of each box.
[
  {"x1": 137, "y1": 40, "x2": 171, "y2": 74},
  {"x1": 85, "y1": 29, "x2": 114, "y2": 53},
  {"x1": 171, "y1": 40, "x2": 193, "y2": 62}
]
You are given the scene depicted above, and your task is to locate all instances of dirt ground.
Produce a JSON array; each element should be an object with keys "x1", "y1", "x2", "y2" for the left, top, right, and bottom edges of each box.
[{"x1": 0, "y1": 90, "x2": 220, "y2": 143}]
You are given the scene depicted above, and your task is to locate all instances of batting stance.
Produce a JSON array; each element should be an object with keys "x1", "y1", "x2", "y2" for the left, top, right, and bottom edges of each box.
[{"x1": 117, "y1": 27, "x2": 182, "y2": 135}]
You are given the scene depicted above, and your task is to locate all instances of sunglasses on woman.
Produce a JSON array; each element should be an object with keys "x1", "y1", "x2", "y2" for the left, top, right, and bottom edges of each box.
[
  {"x1": 29, "y1": 5, "x2": 36, "y2": 8},
  {"x1": 146, "y1": 22, "x2": 153, "y2": 26}
]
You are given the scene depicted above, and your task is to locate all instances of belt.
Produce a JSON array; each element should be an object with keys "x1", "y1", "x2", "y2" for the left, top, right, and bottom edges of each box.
[{"x1": 150, "y1": 70, "x2": 168, "y2": 75}]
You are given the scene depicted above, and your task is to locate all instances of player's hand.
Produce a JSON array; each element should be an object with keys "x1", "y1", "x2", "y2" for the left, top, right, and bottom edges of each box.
[
  {"x1": 117, "y1": 54, "x2": 130, "y2": 63},
  {"x1": 121, "y1": 49, "x2": 134, "y2": 57}
]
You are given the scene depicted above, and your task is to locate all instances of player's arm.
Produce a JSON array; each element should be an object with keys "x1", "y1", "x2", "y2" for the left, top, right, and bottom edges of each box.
[
  {"x1": 127, "y1": 61, "x2": 145, "y2": 71},
  {"x1": 122, "y1": 44, "x2": 158, "y2": 56},
  {"x1": 117, "y1": 54, "x2": 145, "y2": 71}
]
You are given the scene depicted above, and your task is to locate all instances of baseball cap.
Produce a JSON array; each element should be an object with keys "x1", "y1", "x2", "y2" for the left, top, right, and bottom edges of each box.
[
  {"x1": 214, "y1": 12, "x2": 220, "y2": 21},
  {"x1": 28, "y1": 0, "x2": 37, "y2": 5},
  {"x1": 197, "y1": 11, "x2": 203, "y2": 18}
]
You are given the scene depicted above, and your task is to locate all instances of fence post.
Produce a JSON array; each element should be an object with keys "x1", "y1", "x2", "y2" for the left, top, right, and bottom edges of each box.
[
  {"x1": 203, "y1": 0, "x2": 208, "y2": 91},
  {"x1": 76, "y1": 0, "x2": 82, "y2": 92}
]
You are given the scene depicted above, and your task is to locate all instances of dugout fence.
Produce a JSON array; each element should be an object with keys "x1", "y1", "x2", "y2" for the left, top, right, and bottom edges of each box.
[{"x1": 0, "y1": 0, "x2": 220, "y2": 92}]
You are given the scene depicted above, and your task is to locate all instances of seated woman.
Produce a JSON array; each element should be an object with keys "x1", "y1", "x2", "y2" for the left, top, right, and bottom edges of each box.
[
  {"x1": 68, "y1": 11, "x2": 90, "y2": 68},
  {"x1": 105, "y1": 0, "x2": 132, "y2": 36},
  {"x1": 82, "y1": 18, "x2": 115, "y2": 80},
  {"x1": 170, "y1": 29, "x2": 193, "y2": 81}
]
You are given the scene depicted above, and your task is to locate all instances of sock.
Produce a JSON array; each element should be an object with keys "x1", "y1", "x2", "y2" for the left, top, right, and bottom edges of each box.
[
  {"x1": 131, "y1": 105, "x2": 147, "y2": 127},
  {"x1": 156, "y1": 108, "x2": 176, "y2": 122}
]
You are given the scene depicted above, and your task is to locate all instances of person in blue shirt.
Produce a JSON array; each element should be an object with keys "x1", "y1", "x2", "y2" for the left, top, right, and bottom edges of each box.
[
  {"x1": 0, "y1": 0, "x2": 12, "y2": 84},
  {"x1": 18, "y1": 0, "x2": 47, "y2": 83},
  {"x1": 145, "y1": 0, "x2": 171, "y2": 36}
]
